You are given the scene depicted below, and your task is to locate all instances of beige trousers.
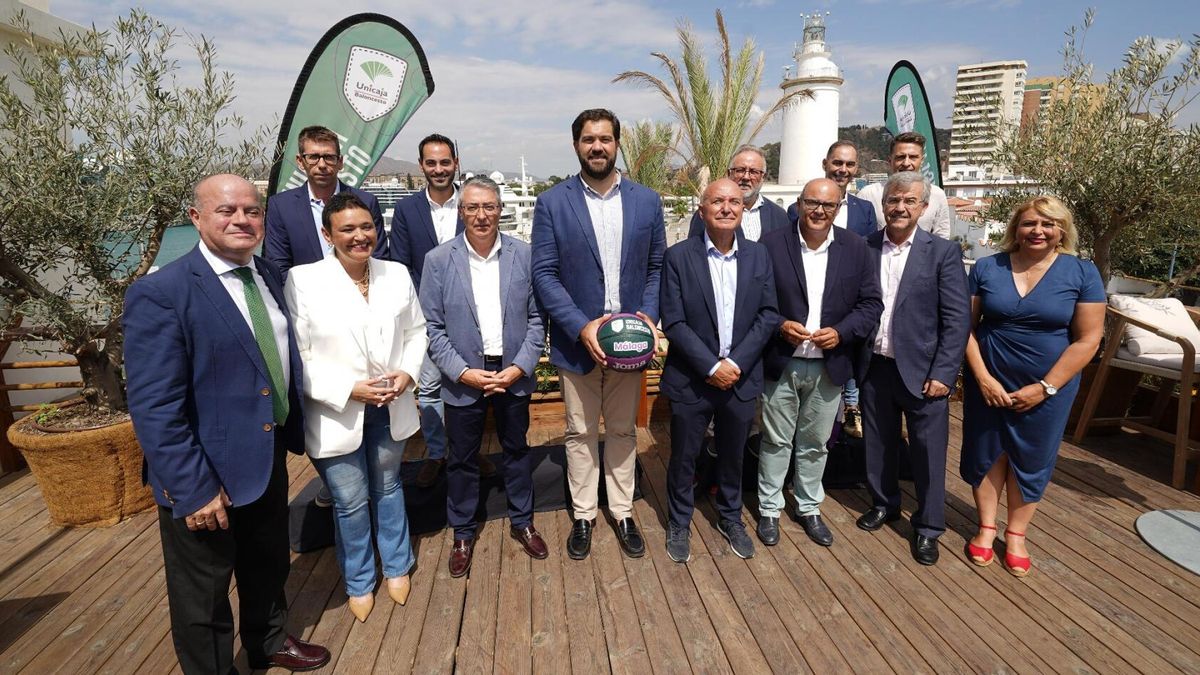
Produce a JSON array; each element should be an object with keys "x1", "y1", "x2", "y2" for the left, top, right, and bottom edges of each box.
[{"x1": 560, "y1": 367, "x2": 641, "y2": 521}]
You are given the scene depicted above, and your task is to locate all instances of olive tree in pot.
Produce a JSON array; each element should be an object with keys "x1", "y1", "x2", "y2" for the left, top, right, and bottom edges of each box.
[{"x1": 0, "y1": 10, "x2": 271, "y2": 526}]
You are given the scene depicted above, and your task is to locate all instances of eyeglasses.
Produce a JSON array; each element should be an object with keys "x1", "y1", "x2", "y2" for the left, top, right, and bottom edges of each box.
[
  {"x1": 801, "y1": 198, "x2": 839, "y2": 213},
  {"x1": 461, "y1": 203, "x2": 500, "y2": 215},
  {"x1": 300, "y1": 153, "x2": 341, "y2": 165},
  {"x1": 884, "y1": 197, "x2": 924, "y2": 208},
  {"x1": 728, "y1": 167, "x2": 765, "y2": 178}
]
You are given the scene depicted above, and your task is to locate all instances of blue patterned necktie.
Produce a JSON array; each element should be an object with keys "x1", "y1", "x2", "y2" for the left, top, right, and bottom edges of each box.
[{"x1": 231, "y1": 266, "x2": 289, "y2": 425}]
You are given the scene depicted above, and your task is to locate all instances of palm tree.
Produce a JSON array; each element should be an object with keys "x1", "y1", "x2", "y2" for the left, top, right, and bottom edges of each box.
[
  {"x1": 614, "y1": 9, "x2": 805, "y2": 195},
  {"x1": 619, "y1": 119, "x2": 678, "y2": 194}
]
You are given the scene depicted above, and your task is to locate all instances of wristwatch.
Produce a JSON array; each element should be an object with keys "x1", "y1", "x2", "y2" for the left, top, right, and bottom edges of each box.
[{"x1": 1039, "y1": 379, "x2": 1058, "y2": 397}]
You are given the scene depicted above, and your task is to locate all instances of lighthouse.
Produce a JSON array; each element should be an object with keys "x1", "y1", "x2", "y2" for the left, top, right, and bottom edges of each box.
[{"x1": 776, "y1": 13, "x2": 842, "y2": 186}]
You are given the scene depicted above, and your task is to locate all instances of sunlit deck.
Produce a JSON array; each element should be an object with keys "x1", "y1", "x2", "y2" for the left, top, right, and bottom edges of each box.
[{"x1": 1, "y1": 405, "x2": 1199, "y2": 673}]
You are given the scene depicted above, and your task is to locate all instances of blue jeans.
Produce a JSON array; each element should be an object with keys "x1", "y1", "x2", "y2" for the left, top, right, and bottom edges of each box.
[
  {"x1": 312, "y1": 405, "x2": 414, "y2": 597},
  {"x1": 418, "y1": 355, "x2": 447, "y2": 460},
  {"x1": 843, "y1": 377, "x2": 860, "y2": 407}
]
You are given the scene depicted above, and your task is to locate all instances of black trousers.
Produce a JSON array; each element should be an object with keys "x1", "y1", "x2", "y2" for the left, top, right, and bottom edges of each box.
[
  {"x1": 445, "y1": 388, "x2": 534, "y2": 540},
  {"x1": 667, "y1": 390, "x2": 754, "y2": 529},
  {"x1": 861, "y1": 356, "x2": 949, "y2": 538},
  {"x1": 157, "y1": 445, "x2": 290, "y2": 675}
]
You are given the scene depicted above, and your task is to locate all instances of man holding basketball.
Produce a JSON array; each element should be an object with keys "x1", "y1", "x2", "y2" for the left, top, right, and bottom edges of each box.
[
  {"x1": 532, "y1": 109, "x2": 666, "y2": 560},
  {"x1": 659, "y1": 178, "x2": 779, "y2": 562}
]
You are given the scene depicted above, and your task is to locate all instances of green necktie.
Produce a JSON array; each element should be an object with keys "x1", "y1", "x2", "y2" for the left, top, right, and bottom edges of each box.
[{"x1": 232, "y1": 266, "x2": 289, "y2": 425}]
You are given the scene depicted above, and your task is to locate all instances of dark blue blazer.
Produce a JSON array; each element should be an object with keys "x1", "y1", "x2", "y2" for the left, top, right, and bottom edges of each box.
[
  {"x1": 264, "y1": 181, "x2": 385, "y2": 279},
  {"x1": 660, "y1": 235, "x2": 779, "y2": 403},
  {"x1": 124, "y1": 246, "x2": 305, "y2": 519},
  {"x1": 687, "y1": 197, "x2": 790, "y2": 240},
  {"x1": 788, "y1": 193, "x2": 878, "y2": 237},
  {"x1": 386, "y1": 189, "x2": 464, "y2": 289},
  {"x1": 531, "y1": 176, "x2": 666, "y2": 374},
  {"x1": 863, "y1": 228, "x2": 970, "y2": 397},
  {"x1": 761, "y1": 226, "x2": 883, "y2": 386}
]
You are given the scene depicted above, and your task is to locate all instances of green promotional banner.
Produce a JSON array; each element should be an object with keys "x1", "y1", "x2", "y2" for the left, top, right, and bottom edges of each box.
[
  {"x1": 883, "y1": 60, "x2": 942, "y2": 188},
  {"x1": 267, "y1": 13, "x2": 435, "y2": 195}
]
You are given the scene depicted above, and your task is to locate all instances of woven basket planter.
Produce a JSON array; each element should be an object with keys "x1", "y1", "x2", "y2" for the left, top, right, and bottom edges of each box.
[{"x1": 6, "y1": 414, "x2": 154, "y2": 527}]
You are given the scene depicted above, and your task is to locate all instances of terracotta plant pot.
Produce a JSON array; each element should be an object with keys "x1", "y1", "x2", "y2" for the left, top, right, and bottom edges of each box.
[{"x1": 6, "y1": 415, "x2": 154, "y2": 527}]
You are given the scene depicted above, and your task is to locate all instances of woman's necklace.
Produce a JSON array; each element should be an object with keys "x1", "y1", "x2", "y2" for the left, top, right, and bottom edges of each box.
[{"x1": 353, "y1": 264, "x2": 370, "y2": 299}]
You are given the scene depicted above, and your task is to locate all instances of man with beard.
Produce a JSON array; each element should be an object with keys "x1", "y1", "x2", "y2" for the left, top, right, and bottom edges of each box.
[
  {"x1": 387, "y1": 134, "x2": 495, "y2": 487},
  {"x1": 265, "y1": 125, "x2": 385, "y2": 279},
  {"x1": 756, "y1": 178, "x2": 882, "y2": 548},
  {"x1": 687, "y1": 145, "x2": 789, "y2": 241},
  {"x1": 532, "y1": 108, "x2": 666, "y2": 560},
  {"x1": 858, "y1": 172, "x2": 969, "y2": 565},
  {"x1": 857, "y1": 132, "x2": 952, "y2": 238}
]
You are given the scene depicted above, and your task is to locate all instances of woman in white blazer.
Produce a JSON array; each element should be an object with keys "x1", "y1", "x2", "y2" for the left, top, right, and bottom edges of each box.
[{"x1": 284, "y1": 193, "x2": 427, "y2": 622}]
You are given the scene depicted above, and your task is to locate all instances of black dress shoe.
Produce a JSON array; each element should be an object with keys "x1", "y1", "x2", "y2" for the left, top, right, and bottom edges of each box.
[
  {"x1": 797, "y1": 514, "x2": 834, "y2": 546},
  {"x1": 912, "y1": 534, "x2": 940, "y2": 566},
  {"x1": 616, "y1": 518, "x2": 645, "y2": 558},
  {"x1": 249, "y1": 634, "x2": 331, "y2": 671},
  {"x1": 567, "y1": 518, "x2": 593, "y2": 560},
  {"x1": 856, "y1": 506, "x2": 901, "y2": 532},
  {"x1": 756, "y1": 516, "x2": 780, "y2": 546}
]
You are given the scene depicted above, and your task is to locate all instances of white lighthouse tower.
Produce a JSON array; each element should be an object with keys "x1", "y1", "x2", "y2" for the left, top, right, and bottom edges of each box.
[{"x1": 777, "y1": 13, "x2": 842, "y2": 186}]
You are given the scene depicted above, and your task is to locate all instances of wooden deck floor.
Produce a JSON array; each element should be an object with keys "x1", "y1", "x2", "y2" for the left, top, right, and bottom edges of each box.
[{"x1": 2, "y1": 405, "x2": 1199, "y2": 674}]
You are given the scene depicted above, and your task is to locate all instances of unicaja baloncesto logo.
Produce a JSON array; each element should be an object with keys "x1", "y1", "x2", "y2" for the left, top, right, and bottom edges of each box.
[{"x1": 344, "y1": 46, "x2": 408, "y2": 122}]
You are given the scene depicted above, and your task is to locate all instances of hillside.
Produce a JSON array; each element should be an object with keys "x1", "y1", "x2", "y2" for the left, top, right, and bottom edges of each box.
[{"x1": 761, "y1": 125, "x2": 951, "y2": 178}]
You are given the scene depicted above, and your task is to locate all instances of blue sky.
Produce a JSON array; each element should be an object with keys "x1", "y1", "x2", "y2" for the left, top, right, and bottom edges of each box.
[{"x1": 49, "y1": 0, "x2": 1200, "y2": 177}]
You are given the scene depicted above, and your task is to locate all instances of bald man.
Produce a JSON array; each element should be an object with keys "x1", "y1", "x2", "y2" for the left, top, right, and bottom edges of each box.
[
  {"x1": 755, "y1": 178, "x2": 883, "y2": 548},
  {"x1": 659, "y1": 179, "x2": 779, "y2": 562},
  {"x1": 125, "y1": 175, "x2": 330, "y2": 673}
]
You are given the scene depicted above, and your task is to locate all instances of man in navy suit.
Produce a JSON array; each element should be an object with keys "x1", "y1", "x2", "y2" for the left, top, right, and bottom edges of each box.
[
  {"x1": 786, "y1": 141, "x2": 877, "y2": 239},
  {"x1": 532, "y1": 108, "x2": 666, "y2": 560},
  {"x1": 385, "y1": 133, "x2": 492, "y2": 488},
  {"x1": 419, "y1": 176, "x2": 548, "y2": 577},
  {"x1": 125, "y1": 175, "x2": 330, "y2": 673},
  {"x1": 264, "y1": 125, "x2": 385, "y2": 279},
  {"x1": 660, "y1": 178, "x2": 779, "y2": 563},
  {"x1": 687, "y1": 145, "x2": 789, "y2": 242},
  {"x1": 757, "y1": 178, "x2": 883, "y2": 548},
  {"x1": 856, "y1": 172, "x2": 970, "y2": 565}
]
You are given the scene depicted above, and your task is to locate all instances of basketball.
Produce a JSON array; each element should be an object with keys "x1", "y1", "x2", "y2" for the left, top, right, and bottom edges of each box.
[{"x1": 597, "y1": 313, "x2": 657, "y2": 371}]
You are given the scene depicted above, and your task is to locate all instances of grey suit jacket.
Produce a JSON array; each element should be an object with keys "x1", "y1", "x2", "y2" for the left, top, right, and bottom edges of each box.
[{"x1": 419, "y1": 233, "x2": 545, "y2": 405}]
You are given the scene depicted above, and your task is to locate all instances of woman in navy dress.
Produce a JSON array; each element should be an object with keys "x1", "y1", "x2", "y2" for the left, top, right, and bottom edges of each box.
[{"x1": 961, "y1": 196, "x2": 1105, "y2": 576}]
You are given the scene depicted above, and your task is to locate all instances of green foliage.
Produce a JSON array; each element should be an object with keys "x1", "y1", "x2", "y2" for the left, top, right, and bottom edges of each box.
[
  {"x1": 981, "y1": 11, "x2": 1200, "y2": 288},
  {"x1": 620, "y1": 119, "x2": 677, "y2": 194},
  {"x1": 613, "y1": 9, "x2": 804, "y2": 196},
  {"x1": 0, "y1": 10, "x2": 273, "y2": 411}
]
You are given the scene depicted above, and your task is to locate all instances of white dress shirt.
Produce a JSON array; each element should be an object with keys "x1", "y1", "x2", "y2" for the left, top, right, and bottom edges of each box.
[
  {"x1": 427, "y1": 187, "x2": 460, "y2": 244},
  {"x1": 833, "y1": 192, "x2": 849, "y2": 230},
  {"x1": 873, "y1": 227, "x2": 917, "y2": 357},
  {"x1": 308, "y1": 182, "x2": 341, "y2": 257},
  {"x1": 198, "y1": 244, "x2": 291, "y2": 389},
  {"x1": 580, "y1": 174, "x2": 624, "y2": 313},
  {"x1": 466, "y1": 234, "x2": 504, "y2": 357},
  {"x1": 793, "y1": 226, "x2": 834, "y2": 359},
  {"x1": 741, "y1": 194, "x2": 765, "y2": 242},
  {"x1": 704, "y1": 233, "x2": 740, "y2": 375}
]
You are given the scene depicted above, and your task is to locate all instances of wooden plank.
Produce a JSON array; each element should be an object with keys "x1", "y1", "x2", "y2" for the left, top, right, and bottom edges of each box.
[
  {"x1": 528, "y1": 510, "x2": 571, "y2": 675},
  {"x1": 374, "y1": 530, "x2": 447, "y2": 674},
  {"x1": 493, "y1": 519, "x2": 532, "y2": 675},
  {"x1": 453, "y1": 518, "x2": 501, "y2": 674},
  {"x1": 0, "y1": 525, "x2": 89, "y2": 600},
  {"x1": 331, "y1": 586, "x2": 395, "y2": 674},
  {"x1": 0, "y1": 484, "x2": 49, "y2": 539},
  {"x1": 558, "y1": 508, "x2": 609, "y2": 674},
  {"x1": 409, "y1": 527, "x2": 467, "y2": 673},
  {"x1": 589, "y1": 509, "x2": 653, "y2": 674},
  {"x1": 94, "y1": 589, "x2": 172, "y2": 674},
  {"x1": 635, "y1": 436, "x2": 771, "y2": 675}
]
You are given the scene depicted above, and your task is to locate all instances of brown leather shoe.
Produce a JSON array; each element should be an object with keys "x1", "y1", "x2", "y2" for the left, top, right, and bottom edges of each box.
[
  {"x1": 249, "y1": 634, "x2": 330, "y2": 671},
  {"x1": 415, "y1": 457, "x2": 445, "y2": 488},
  {"x1": 511, "y1": 525, "x2": 549, "y2": 559},
  {"x1": 477, "y1": 453, "x2": 497, "y2": 477},
  {"x1": 449, "y1": 538, "x2": 474, "y2": 578}
]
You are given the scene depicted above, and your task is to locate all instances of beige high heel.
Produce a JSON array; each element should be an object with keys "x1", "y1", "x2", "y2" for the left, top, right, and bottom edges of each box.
[
  {"x1": 387, "y1": 575, "x2": 411, "y2": 606},
  {"x1": 348, "y1": 593, "x2": 374, "y2": 622}
]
